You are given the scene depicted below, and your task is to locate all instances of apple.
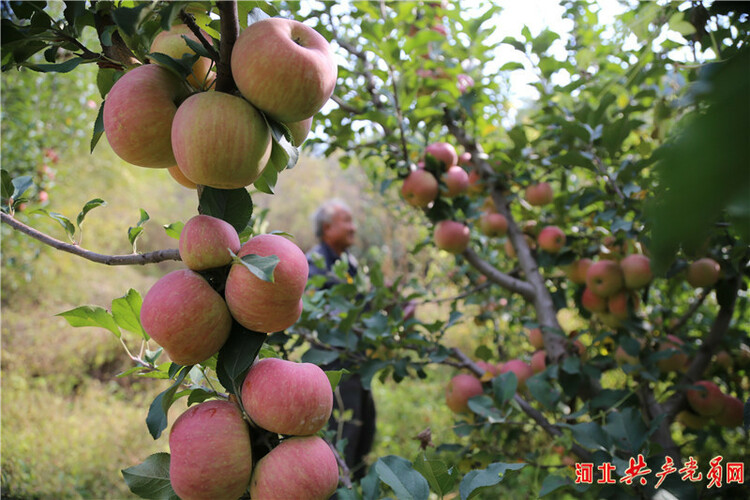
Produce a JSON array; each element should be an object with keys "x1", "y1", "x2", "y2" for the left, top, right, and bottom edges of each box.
[
  {"x1": 249, "y1": 436, "x2": 339, "y2": 500},
  {"x1": 620, "y1": 254, "x2": 652, "y2": 289},
  {"x1": 608, "y1": 291, "x2": 639, "y2": 321},
  {"x1": 103, "y1": 64, "x2": 185, "y2": 168},
  {"x1": 425, "y1": 141, "x2": 458, "y2": 168},
  {"x1": 37, "y1": 190, "x2": 48, "y2": 203},
  {"x1": 528, "y1": 328, "x2": 545, "y2": 349},
  {"x1": 441, "y1": 166, "x2": 470, "y2": 197},
  {"x1": 478, "y1": 212, "x2": 508, "y2": 237},
  {"x1": 476, "y1": 360, "x2": 501, "y2": 378},
  {"x1": 501, "y1": 359, "x2": 533, "y2": 389},
  {"x1": 446, "y1": 373, "x2": 483, "y2": 413},
  {"x1": 676, "y1": 410, "x2": 710, "y2": 430},
  {"x1": 715, "y1": 395, "x2": 743, "y2": 427},
  {"x1": 686, "y1": 380, "x2": 725, "y2": 416},
  {"x1": 525, "y1": 182, "x2": 553, "y2": 206},
  {"x1": 585, "y1": 260, "x2": 624, "y2": 298},
  {"x1": 530, "y1": 350, "x2": 546, "y2": 374},
  {"x1": 179, "y1": 215, "x2": 241, "y2": 271},
  {"x1": 656, "y1": 334, "x2": 689, "y2": 373},
  {"x1": 467, "y1": 169, "x2": 483, "y2": 195},
  {"x1": 285, "y1": 116, "x2": 313, "y2": 147},
  {"x1": 434, "y1": 220, "x2": 470, "y2": 254},
  {"x1": 401, "y1": 169, "x2": 439, "y2": 208},
  {"x1": 537, "y1": 226, "x2": 566, "y2": 253},
  {"x1": 564, "y1": 258, "x2": 593, "y2": 285},
  {"x1": 171, "y1": 91, "x2": 271, "y2": 189},
  {"x1": 686, "y1": 258, "x2": 720, "y2": 288},
  {"x1": 714, "y1": 350, "x2": 732, "y2": 370},
  {"x1": 241, "y1": 358, "x2": 333, "y2": 435},
  {"x1": 458, "y1": 151, "x2": 472, "y2": 166},
  {"x1": 168, "y1": 166, "x2": 197, "y2": 189},
  {"x1": 224, "y1": 234, "x2": 309, "y2": 333},
  {"x1": 141, "y1": 269, "x2": 232, "y2": 366},
  {"x1": 231, "y1": 18, "x2": 337, "y2": 123},
  {"x1": 170, "y1": 400, "x2": 252, "y2": 500},
  {"x1": 581, "y1": 287, "x2": 607, "y2": 313},
  {"x1": 150, "y1": 24, "x2": 213, "y2": 89}
]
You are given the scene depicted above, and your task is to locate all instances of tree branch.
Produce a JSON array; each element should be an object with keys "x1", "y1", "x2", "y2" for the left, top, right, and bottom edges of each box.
[
  {"x1": 1, "y1": 212, "x2": 181, "y2": 266},
  {"x1": 448, "y1": 347, "x2": 593, "y2": 462},
  {"x1": 216, "y1": 1, "x2": 239, "y2": 93},
  {"x1": 463, "y1": 248, "x2": 536, "y2": 301},
  {"x1": 666, "y1": 289, "x2": 709, "y2": 335},
  {"x1": 92, "y1": 3, "x2": 140, "y2": 68}
]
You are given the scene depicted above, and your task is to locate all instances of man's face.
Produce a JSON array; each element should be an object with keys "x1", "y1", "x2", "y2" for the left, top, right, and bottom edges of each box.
[{"x1": 324, "y1": 207, "x2": 356, "y2": 252}]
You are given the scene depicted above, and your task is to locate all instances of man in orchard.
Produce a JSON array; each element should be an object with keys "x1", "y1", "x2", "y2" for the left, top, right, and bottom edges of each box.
[{"x1": 307, "y1": 199, "x2": 376, "y2": 482}]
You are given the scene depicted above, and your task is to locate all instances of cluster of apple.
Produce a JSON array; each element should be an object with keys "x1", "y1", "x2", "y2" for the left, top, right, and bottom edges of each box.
[
  {"x1": 169, "y1": 357, "x2": 339, "y2": 499},
  {"x1": 140, "y1": 214, "x2": 309, "y2": 365},
  {"x1": 678, "y1": 379, "x2": 744, "y2": 429},
  {"x1": 102, "y1": 17, "x2": 337, "y2": 188}
]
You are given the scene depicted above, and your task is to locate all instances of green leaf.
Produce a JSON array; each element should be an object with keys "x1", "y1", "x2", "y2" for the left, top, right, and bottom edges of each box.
[
  {"x1": 467, "y1": 395, "x2": 504, "y2": 421},
  {"x1": 374, "y1": 455, "x2": 430, "y2": 500},
  {"x1": 111, "y1": 3, "x2": 150, "y2": 37},
  {"x1": 216, "y1": 324, "x2": 266, "y2": 397},
  {"x1": 23, "y1": 56, "x2": 86, "y2": 73},
  {"x1": 11, "y1": 175, "x2": 34, "y2": 199},
  {"x1": 91, "y1": 102, "x2": 105, "y2": 153},
  {"x1": 301, "y1": 348, "x2": 340, "y2": 366},
  {"x1": 30, "y1": 209, "x2": 76, "y2": 240},
  {"x1": 492, "y1": 372, "x2": 518, "y2": 406},
  {"x1": 111, "y1": 289, "x2": 147, "y2": 339},
  {"x1": 146, "y1": 365, "x2": 190, "y2": 440},
  {"x1": 76, "y1": 198, "x2": 106, "y2": 230},
  {"x1": 56, "y1": 305, "x2": 122, "y2": 338},
  {"x1": 186, "y1": 388, "x2": 215, "y2": 406},
  {"x1": 325, "y1": 369, "x2": 348, "y2": 392},
  {"x1": 526, "y1": 375, "x2": 560, "y2": 409},
  {"x1": 121, "y1": 453, "x2": 178, "y2": 500},
  {"x1": 1, "y1": 170, "x2": 14, "y2": 200},
  {"x1": 539, "y1": 474, "x2": 573, "y2": 497},
  {"x1": 163, "y1": 221, "x2": 184, "y2": 240},
  {"x1": 253, "y1": 164, "x2": 278, "y2": 194},
  {"x1": 128, "y1": 209, "x2": 150, "y2": 251},
  {"x1": 148, "y1": 52, "x2": 197, "y2": 80},
  {"x1": 198, "y1": 187, "x2": 253, "y2": 233},
  {"x1": 234, "y1": 253, "x2": 280, "y2": 283},
  {"x1": 602, "y1": 407, "x2": 648, "y2": 454},
  {"x1": 413, "y1": 453, "x2": 457, "y2": 497},
  {"x1": 459, "y1": 462, "x2": 526, "y2": 500},
  {"x1": 561, "y1": 422, "x2": 612, "y2": 451},
  {"x1": 181, "y1": 35, "x2": 212, "y2": 59}
]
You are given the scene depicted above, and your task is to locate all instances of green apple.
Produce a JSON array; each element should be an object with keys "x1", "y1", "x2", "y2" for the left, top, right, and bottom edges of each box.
[
  {"x1": 171, "y1": 91, "x2": 271, "y2": 189},
  {"x1": 231, "y1": 18, "x2": 337, "y2": 123}
]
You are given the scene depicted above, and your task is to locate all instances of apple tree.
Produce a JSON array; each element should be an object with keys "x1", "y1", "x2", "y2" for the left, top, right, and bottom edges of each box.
[{"x1": 1, "y1": 1, "x2": 748, "y2": 500}]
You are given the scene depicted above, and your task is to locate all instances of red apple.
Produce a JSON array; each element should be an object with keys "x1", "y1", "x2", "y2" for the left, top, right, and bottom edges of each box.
[
  {"x1": 581, "y1": 287, "x2": 607, "y2": 313},
  {"x1": 141, "y1": 269, "x2": 232, "y2": 366},
  {"x1": 284, "y1": 116, "x2": 313, "y2": 146},
  {"x1": 686, "y1": 380, "x2": 725, "y2": 416},
  {"x1": 168, "y1": 166, "x2": 197, "y2": 189},
  {"x1": 401, "y1": 169, "x2": 439, "y2": 208},
  {"x1": 249, "y1": 436, "x2": 339, "y2": 500},
  {"x1": 150, "y1": 24, "x2": 213, "y2": 89},
  {"x1": 103, "y1": 64, "x2": 184, "y2": 168},
  {"x1": 476, "y1": 360, "x2": 501, "y2": 377},
  {"x1": 686, "y1": 258, "x2": 720, "y2": 288},
  {"x1": 585, "y1": 260, "x2": 624, "y2": 298},
  {"x1": 441, "y1": 166, "x2": 470, "y2": 197},
  {"x1": 231, "y1": 18, "x2": 337, "y2": 123},
  {"x1": 500, "y1": 359, "x2": 533, "y2": 389},
  {"x1": 171, "y1": 91, "x2": 271, "y2": 189},
  {"x1": 224, "y1": 234, "x2": 309, "y2": 333},
  {"x1": 657, "y1": 335, "x2": 689, "y2": 373},
  {"x1": 525, "y1": 182, "x2": 553, "y2": 206},
  {"x1": 170, "y1": 400, "x2": 252, "y2": 500},
  {"x1": 37, "y1": 190, "x2": 49, "y2": 203},
  {"x1": 528, "y1": 328, "x2": 545, "y2": 349},
  {"x1": 530, "y1": 350, "x2": 546, "y2": 374},
  {"x1": 478, "y1": 212, "x2": 508, "y2": 237},
  {"x1": 446, "y1": 373, "x2": 483, "y2": 413},
  {"x1": 620, "y1": 254, "x2": 652, "y2": 289},
  {"x1": 434, "y1": 220, "x2": 470, "y2": 254},
  {"x1": 241, "y1": 358, "x2": 332, "y2": 435},
  {"x1": 458, "y1": 151, "x2": 472, "y2": 166},
  {"x1": 537, "y1": 226, "x2": 566, "y2": 253},
  {"x1": 607, "y1": 291, "x2": 639, "y2": 321},
  {"x1": 179, "y1": 215, "x2": 241, "y2": 271},
  {"x1": 425, "y1": 141, "x2": 458, "y2": 168},
  {"x1": 714, "y1": 395, "x2": 743, "y2": 427},
  {"x1": 714, "y1": 350, "x2": 732, "y2": 370},
  {"x1": 565, "y1": 258, "x2": 593, "y2": 285}
]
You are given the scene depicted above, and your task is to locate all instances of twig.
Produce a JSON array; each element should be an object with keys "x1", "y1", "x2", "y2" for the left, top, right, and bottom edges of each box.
[
  {"x1": 216, "y1": 1, "x2": 239, "y2": 93},
  {"x1": 666, "y1": 289, "x2": 710, "y2": 335},
  {"x1": 463, "y1": 248, "x2": 536, "y2": 301},
  {"x1": 178, "y1": 10, "x2": 221, "y2": 61},
  {"x1": 328, "y1": 439, "x2": 353, "y2": 489},
  {"x1": 1, "y1": 212, "x2": 181, "y2": 266}
]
